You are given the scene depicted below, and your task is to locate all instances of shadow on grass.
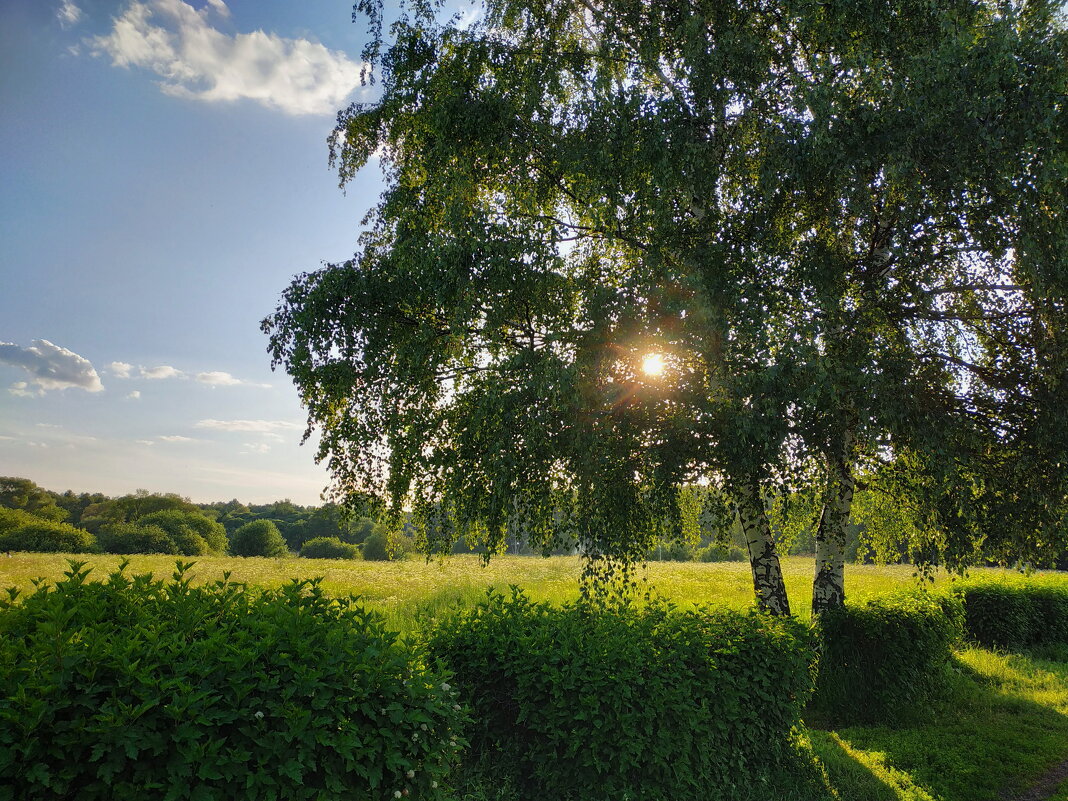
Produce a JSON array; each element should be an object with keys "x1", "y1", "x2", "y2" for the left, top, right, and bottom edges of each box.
[{"x1": 818, "y1": 649, "x2": 1068, "y2": 801}]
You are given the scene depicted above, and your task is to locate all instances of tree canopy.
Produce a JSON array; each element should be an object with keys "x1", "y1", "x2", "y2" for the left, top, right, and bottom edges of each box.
[{"x1": 265, "y1": 0, "x2": 1068, "y2": 611}]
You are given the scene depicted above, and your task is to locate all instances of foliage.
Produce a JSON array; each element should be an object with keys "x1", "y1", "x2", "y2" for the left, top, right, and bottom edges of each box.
[
  {"x1": 264, "y1": 0, "x2": 1068, "y2": 614},
  {"x1": 810, "y1": 592, "x2": 964, "y2": 726},
  {"x1": 0, "y1": 477, "x2": 67, "y2": 523},
  {"x1": 96, "y1": 522, "x2": 177, "y2": 555},
  {"x1": 300, "y1": 536, "x2": 361, "y2": 560},
  {"x1": 137, "y1": 510, "x2": 228, "y2": 555},
  {"x1": 230, "y1": 519, "x2": 289, "y2": 558},
  {"x1": 0, "y1": 508, "x2": 41, "y2": 537},
  {"x1": 0, "y1": 561, "x2": 466, "y2": 800},
  {"x1": 955, "y1": 581, "x2": 1068, "y2": 650},
  {"x1": 698, "y1": 544, "x2": 748, "y2": 563},
  {"x1": 362, "y1": 531, "x2": 393, "y2": 561},
  {"x1": 0, "y1": 520, "x2": 96, "y2": 554},
  {"x1": 427, "y1": 589, "x2": 815, "y2": 800}
]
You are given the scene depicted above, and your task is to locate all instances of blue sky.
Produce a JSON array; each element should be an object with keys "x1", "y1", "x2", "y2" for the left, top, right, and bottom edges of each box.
[{"x1": 0, "y1": 0, "x2": 394, "y2": 504}]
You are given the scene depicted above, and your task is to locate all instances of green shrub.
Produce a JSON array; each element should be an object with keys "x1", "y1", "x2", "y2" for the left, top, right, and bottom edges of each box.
[
  {"x1": 138, "y1": 509, "x2": 228, "y2": 555},
  {"x1": 362, "y1": 531, "x2": 391, "y2": 561},
  {"x1": 698, "y1": 544, "x2": 748, "y2": 562},
  {"x1": 301, "y1": 536, "x2": 361, "y2": 560},
  {"x1": 0, "y1": 561, "x2": 466, "y2": 800},
  {"x1": 427, "y1": 589, "x2": 816, "y2": 800},
  {"x1": 0, "y1": 520, "x2": 97, "y2": 553},
  {"x1": 97, "y1": 522, "x2": 177, "y2": 555},
  {"x1": 956, "y1": 582, "x2": 1068, "y2": 650},
  {"x1": 0, "y1": 507, "x2": 41, "y2": 536},
  {"x1": 810, "y1": 591, "x2": 964, "y2": 725},
  {"x1": 231, "y1": 519, "x2": 289, "y2": 557}
]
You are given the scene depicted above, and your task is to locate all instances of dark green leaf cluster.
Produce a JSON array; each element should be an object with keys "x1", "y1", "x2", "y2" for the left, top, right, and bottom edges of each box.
[
  {"x1": 0, "y1": 516, "x2": 96, "y2": 553},
  {"x1": 955, "y1": 582, "x2": 1068, "y2": 650},
  {"x1": 300, "y1": 535, "x2": 362, "y2": 560},
  {"x1": 96, "y1": 522, "x2": 177, "y2": 555},
  {"x1": 810, "y1": 591, "x2": 964, "y2": 726},
  {"x1": 427, "y1": 589, "x2": 815, "y2": 800},
  {"x1": 0, "y1": 561, "x2": 467, "y2": 800},
  {"x1": 230, "y1": 519, "x2": 289, "y2": 557}
]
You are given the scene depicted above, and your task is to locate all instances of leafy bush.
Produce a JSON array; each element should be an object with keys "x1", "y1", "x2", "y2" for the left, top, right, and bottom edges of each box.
[
  {"x1": 810, "y1": 591, "x2": 964, "y2": 725},
  {"x1": 0, "y1": 561, "x2": 467, "y2": 800},
  {"x1": 231, "y1": 519, "x2": 289, "y2": 557},
  {"x1": 301, "y1": 536, "x2": 361, "y2": 560},
  {"x1": 138, "y1": 509, "x2": 228, "y2": 555},
  {"x1": 427, "y1": 589, "x2": 816, "y2": 800},
  {"x1": 97, "y1": 522, "x2": 177, "y2": 555},
  {"x1": 956, "y1": 582, "x2": 1068, "y2": 650},
  {"x1": 0, "y1": 507, "x2": 41, "y2": 536},
  {"x1": 698, "y1": 544, "x2": 748, "y2": 562},
  {"x1": 0, "y1": 519, "x2": 97, "y2": 553},
  {"x1": 362, "y1": 530, "x2": 392, "y2": 561}
]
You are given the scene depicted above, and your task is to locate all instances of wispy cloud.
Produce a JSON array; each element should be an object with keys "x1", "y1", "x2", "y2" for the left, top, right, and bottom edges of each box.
[
  {"x1": 108, "y1": 361, "x2": 133, "y2": 378},
  {"x1": 196, "y1": 370, "x2": 270, "y2": 388},
  {"x1": 159, "y1": 434, "x2": 195, "y2": 443},
  {"x1": 240, "y1": 442, "x2": 272, "y2": 454},
  {"x1": 195, "y1": 419, "x2": 302, "y2": 433},
  {"x1": 126, "y1": 390, "x2": 141, "y2": 400},
  {"x1": 0, "y1": 340, "x2": 104, "y2": 393},
  {"x1": 90, "y1": 0, "x2": 365, "y2": 116},
  {"x1": 140, "y1": 365, "x2": 183, "y2": 380},
  {"x1": 56, "y1": 0, "x2": 84, "y2": 28}
]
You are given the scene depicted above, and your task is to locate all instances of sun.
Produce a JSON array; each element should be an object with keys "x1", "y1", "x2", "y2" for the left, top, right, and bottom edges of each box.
[{"x1": 641, "y1": 352, "x2": 666, "y2": 377}]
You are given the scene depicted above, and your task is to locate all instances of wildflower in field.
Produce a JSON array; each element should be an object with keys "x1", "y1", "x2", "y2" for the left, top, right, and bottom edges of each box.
[
  {"x1": 406, "y1": 769, "x2": 415, "y2": 778},
  {"x1": 254, "y1": 711, "x2": 264, "y2": 719}
]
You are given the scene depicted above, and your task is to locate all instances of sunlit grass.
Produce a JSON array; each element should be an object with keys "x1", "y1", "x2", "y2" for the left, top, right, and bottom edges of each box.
[{"x1": 2, "y1": 552, "x2": 1064, "y2": 632}]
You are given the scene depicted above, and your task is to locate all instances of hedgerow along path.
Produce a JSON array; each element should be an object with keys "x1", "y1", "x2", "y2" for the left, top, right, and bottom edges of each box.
[{"x1": 3, "y1": 553, "x2": 1068, "y2": 801}]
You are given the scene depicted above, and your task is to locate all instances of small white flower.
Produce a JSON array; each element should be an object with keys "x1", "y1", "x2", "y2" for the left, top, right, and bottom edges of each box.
[
  {"x1": 406, "y1": 769, "x2": 415, "y2": 779},
  {"x1": 413, "y1": 732, "x2": 420, "y2": 741},
  {"x1": 453, "y1": 704, "x2": 461, "y2": 711},
  {"x1": 420, "y1": 723, "x2": 427, "y2": 731},
  {"x1": 394, "y1": 791, "x2": 402, "y2": 799},
  {"x1": 254, "y1": 711, "x2": 264, "y2": 720},
  {"x1": 440, "y1": 682, "x2": 451, "y2": 692},
  {"x1": 431, "y1": 781, "x2": 438, "y2": 789}
]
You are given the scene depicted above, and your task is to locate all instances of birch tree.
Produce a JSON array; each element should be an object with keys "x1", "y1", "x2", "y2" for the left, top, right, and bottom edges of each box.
[{"x1": 265, "y1": 0, "x2": 1067, "y2": 613}]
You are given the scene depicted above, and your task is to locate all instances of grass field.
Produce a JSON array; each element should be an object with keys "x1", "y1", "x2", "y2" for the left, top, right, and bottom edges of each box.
[
  {"x1": 5, "y1": 552, "x2": 1064, "y2": 631},
  {"x1": 5, "y1": 551, "x2": 1068, "y2": 801}
]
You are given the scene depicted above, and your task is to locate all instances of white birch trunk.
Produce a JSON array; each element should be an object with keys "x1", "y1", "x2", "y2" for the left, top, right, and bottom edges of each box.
[
  {"x1": 734, "y1": 478, "x2": 791, "y2": 616},
  {"x1": 812, "y1": 432, "x2": 856, "y2": 616}
]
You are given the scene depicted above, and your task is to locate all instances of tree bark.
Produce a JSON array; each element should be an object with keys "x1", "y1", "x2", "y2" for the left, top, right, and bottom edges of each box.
[
  {"x1": 733, "y1": 477, "x2": 791, "y2": 616},
  {"x1": 812, "y1": 431, "x2": 856, "y2": 616}
]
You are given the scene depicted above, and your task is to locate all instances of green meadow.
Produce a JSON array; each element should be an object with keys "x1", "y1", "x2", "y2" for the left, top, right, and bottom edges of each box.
[{"x1": 3, "y1": 552, "x2": 1054, "y2": 630}]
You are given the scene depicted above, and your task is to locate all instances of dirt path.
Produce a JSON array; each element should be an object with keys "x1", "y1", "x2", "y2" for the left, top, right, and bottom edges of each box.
[{"x1": 1002, "y1": 757, "x2": 1068, "y2": 801}]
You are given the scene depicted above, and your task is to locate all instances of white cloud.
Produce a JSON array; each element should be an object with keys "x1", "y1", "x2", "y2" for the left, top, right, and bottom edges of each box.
[
  {"x1": 241, "y1": 442, "x2": 272, "y2": 454},
  {"x1": 197, "y1": 370, "x2": 241, "y2": 386},
  {"x1": 195, "y1": 418, "x2": 302, "y2": 433},
  {"x1": 159, "y1": 434, "x2": 194, "y2": 443},
  {"x1": 126, "y1": 390, "x2": 141, "y2": 400},
  {"x1": 90, "y1": 0, "x2": 365, "y2": 116},
  {"x1": 140, "y1": 365, "x2": 183, "y2": 380},
  {"x1": 195, "y1": 370, "x2": 270, "y2": 388},
  {"x1": 135, "y1": 439, "x2": 156, "y2": 446},
  {"x1": 109, "y1": 361, "x2": 134, "y2": 378},
  {"x1": 0, "y1": 340, "x2": 104, "y2": 393},
  {"x1": 57, "y1": 0, "x2": 84, "y2": 28}
]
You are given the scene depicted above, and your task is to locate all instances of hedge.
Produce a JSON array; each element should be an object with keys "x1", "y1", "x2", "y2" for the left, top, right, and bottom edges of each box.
[
  {"x1": 301, "y1": 536, "x2": 361, "y2": 560},
  {"x1": 0, "y1": 561, "x2": 466, "y2": 800},
  {"x1": 810, "y1": 591, "x2": 963, "y2": 725},
  {"x1": 0, "y1": 519, "x2": 97, "y2": 553},
  {"x1": 427, "y1": 589, "x2": 816, "y2": 801},
  {"x1": 955, "y1": 581, "x2": 1068, "y2": 650}
]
